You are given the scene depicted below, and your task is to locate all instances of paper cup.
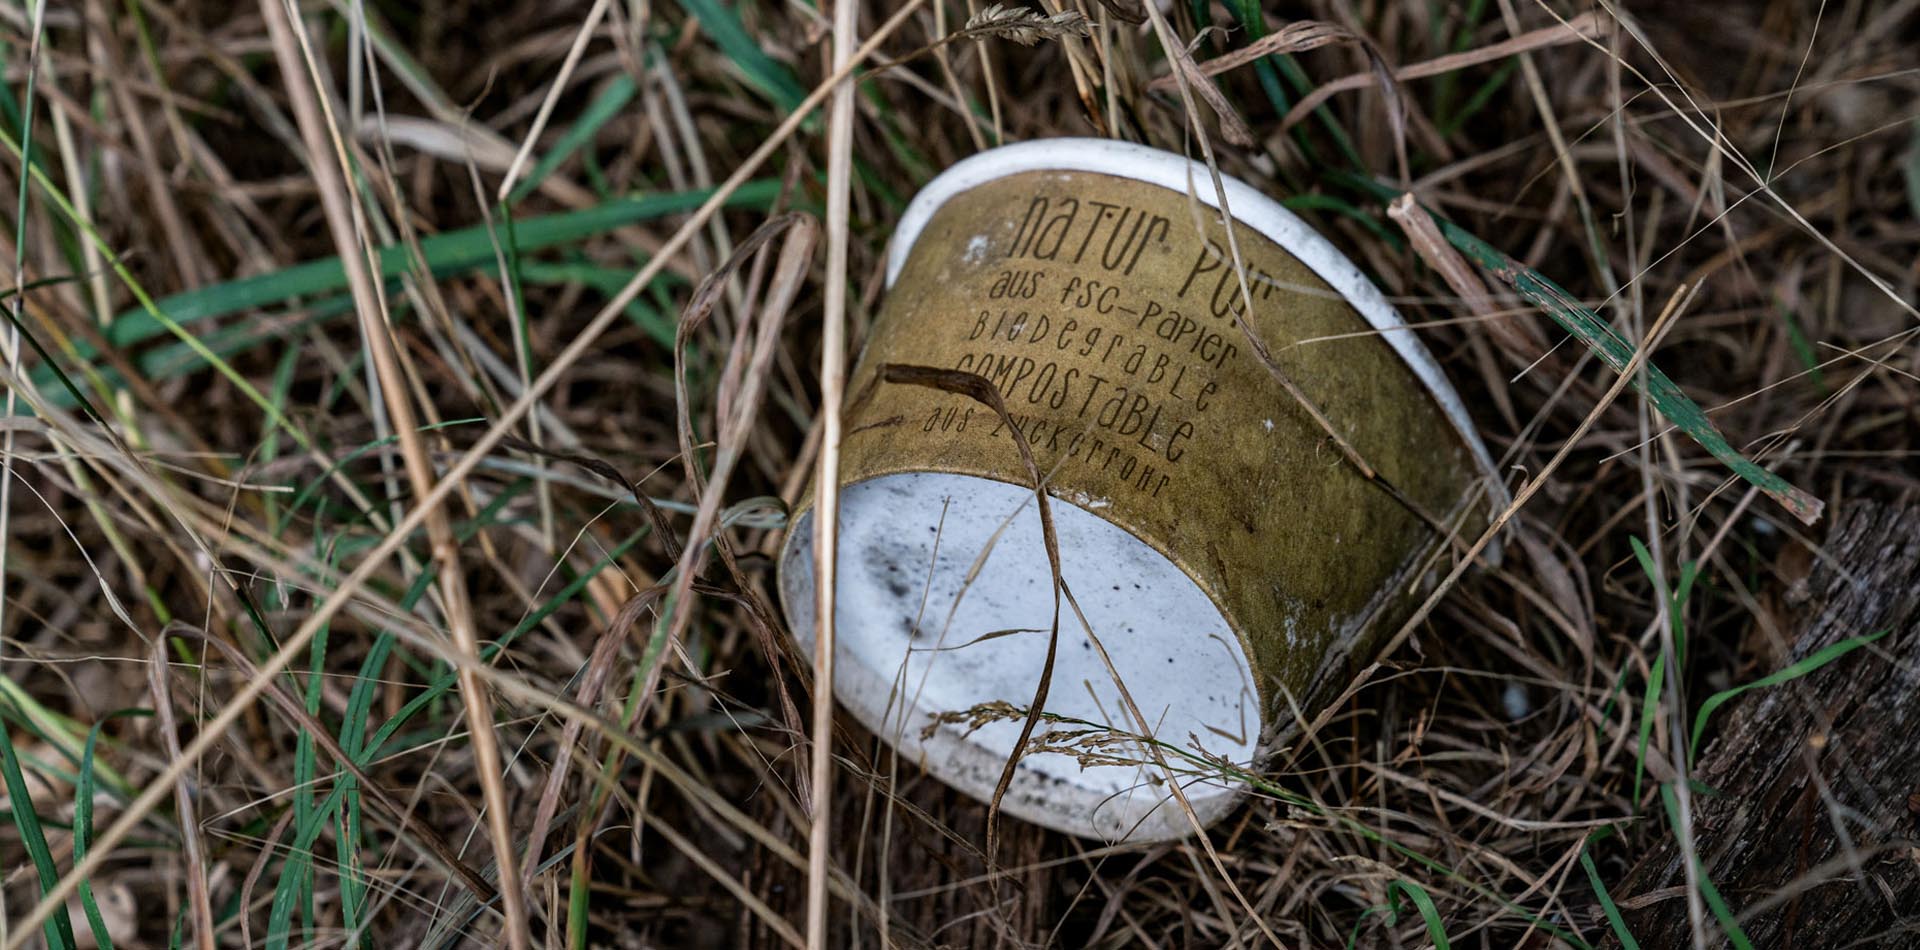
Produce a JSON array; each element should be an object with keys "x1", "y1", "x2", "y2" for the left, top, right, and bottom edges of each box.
[{"x1": 780, "y1": 139, "x2": 1503, "y2": 841}]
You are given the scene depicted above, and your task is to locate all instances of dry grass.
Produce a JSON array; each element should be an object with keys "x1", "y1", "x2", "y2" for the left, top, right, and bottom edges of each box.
[{"x1": 0, "y1": 1, "x2": 1915, "y2": 947}]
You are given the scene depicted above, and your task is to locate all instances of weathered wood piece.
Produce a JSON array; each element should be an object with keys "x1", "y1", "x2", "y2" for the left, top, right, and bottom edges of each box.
[{"x1": 1612, "y1": 501, "x2": 1920, "y2": 947}]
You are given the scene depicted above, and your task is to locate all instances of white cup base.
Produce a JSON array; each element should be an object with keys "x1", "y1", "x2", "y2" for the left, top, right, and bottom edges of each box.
[{"x1": 781, "y1": 471, "x2": 1259, "y2": 841}]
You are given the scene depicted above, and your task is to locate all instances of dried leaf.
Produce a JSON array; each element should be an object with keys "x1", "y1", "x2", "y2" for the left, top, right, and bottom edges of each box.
[
  {"x1": 1147, "y1": 20, "x2": 1361, "y2": 92},
  {"x1": 1153, "y1": 17, "x2": 1256, "y2": 146},
  {"x1": 1388, "y1": 192, "x2": 1549, "y2": 361},
  {"x1": 1280, "y1": 12, "x2": 1605, "y2": 131}
]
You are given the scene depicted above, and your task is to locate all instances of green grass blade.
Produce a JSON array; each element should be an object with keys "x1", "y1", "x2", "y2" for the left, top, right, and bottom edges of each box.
[
  {"x1": 340, "y1": 635, "x2": 394, "y2": 760},
  {"x1": 1630, "y1": 537, "x2": 1675, "y2": 625},
  {"x1": 333, "y1": 629, "x2": 394, "y2": 948},
  {"x1": 0, "y1": 273, "x2": 79, "y2": 301},
  {"x1": 508, "y1": 73, "x2": 637, "y2": 204},
  {"x1": 1281, "y1": 193, "x2": 1399, "y2": 247},
  {"x1": 264, "y1": 786, "x2": 351, "y2": 950},
  {"x1": 1437, "y1": 58, "x2": 1518, "y2": 138},
  {"x1": 568, "y1": 850, "x2": 592, "y2": 950},
  {"x1": 1629, "y1": 536, "x2": 1674, "y2": 807},
  {"x1": 1580, "y1": 834, "x2": 1639, "y2": 950},
  {"x1": 1688, "y1": 628, "x2": 1888, "y2": 766},
  {"x1": 1772, "y1": 297, "x2": 1827, "y2": 390},
  {"x1": 26, "y1": 182, "x2": 781, "y2": 406},
  {"x1": 1632, "y1": 646, "x2": 1666, "y2": 811},
  {"x1": 681, "y1": 0, "x2": 806, "y2": 111},
  {"x1": 1230, "y1": 1, "x2": 1365, "y2": 171},
  {"x1": 1431, "y1": 0, "x2": 1491, "y2": 126},
  {"x1": 0, "y1": 701, "x2": 81, "y2": 950},
  {"x1": 75, "y1": 711, "x2": 147, "y2": 950},
  {"x1": 1346, "y1": 879, "x2": 1452, "y2": 950},
  {"x1": 103, "y1": 182, "x2": 775, "y2": 349},
  {"x1": 334, "y1": 788, "x2": 366, "y2": 947},
  {"x1": 0, "y1": 675, "x2": 133, "y2": 796},
  {"x1": 295, "y1": 570, "x2": 335, "y2": 945},
  {"x1": 1387, "y1": 879, "x2": 1452, "y2": 949},
  {"x1": 1660, "y1": 784, "x2": 1754, "y2": 950},
  {"x1": 0, "y1": 35, "x2": 97, "y2": 317}
]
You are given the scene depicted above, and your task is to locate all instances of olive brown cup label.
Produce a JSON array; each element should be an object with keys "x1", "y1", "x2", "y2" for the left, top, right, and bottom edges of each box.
[{"x1": 827, "y1": 168, "x2": 1493, "y2": 738}]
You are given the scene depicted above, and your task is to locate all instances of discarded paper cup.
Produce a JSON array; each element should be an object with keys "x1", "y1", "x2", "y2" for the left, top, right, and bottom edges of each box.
[{"x1": 779, "y1": 138, "x2": 1503, "y2": 842}]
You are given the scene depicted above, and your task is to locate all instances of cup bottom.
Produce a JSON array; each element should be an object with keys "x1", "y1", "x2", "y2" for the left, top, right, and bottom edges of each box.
[{"x1": 780, "y1": 471, "x2": 1258, "y2": 841}]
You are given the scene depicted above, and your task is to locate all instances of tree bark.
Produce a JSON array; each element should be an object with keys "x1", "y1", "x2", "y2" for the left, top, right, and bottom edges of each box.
[{"x1": 1611, "y1": 501, "x2": 1920, "y2": 947}]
